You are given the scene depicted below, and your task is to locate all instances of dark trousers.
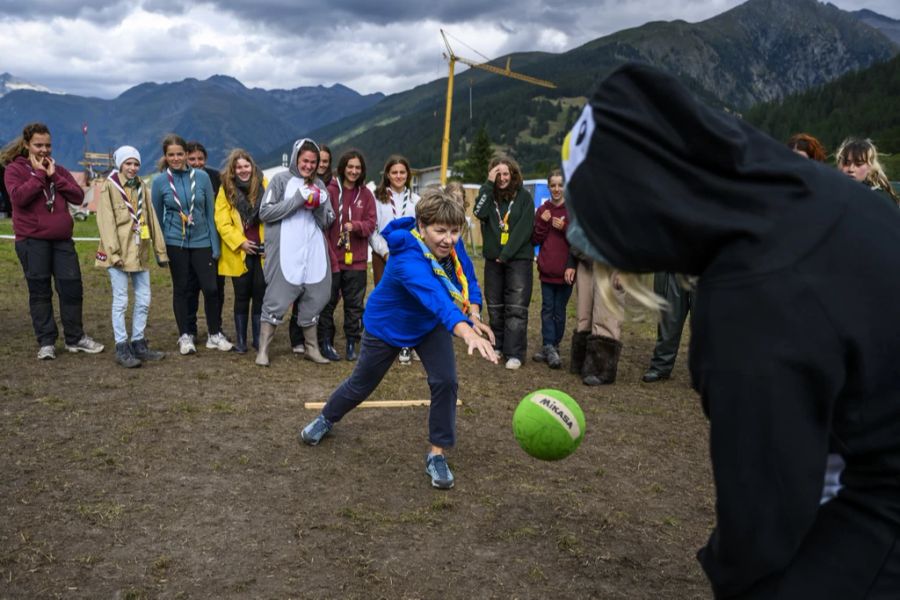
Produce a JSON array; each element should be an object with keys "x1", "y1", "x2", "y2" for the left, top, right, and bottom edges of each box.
[
  {"x1": 723, "y1": 497, "x2": 900, "y2": 599},
  {"x1": 540, "y1": 282, "x2": 573, "y2": 347},
  {"x1": 216, "y1": 275, "x2": 226, "y2": 332},
  {"x1": 484, "y1": 259, "x2": 533, "y2": 361},
  {"x1": 232, "y1": 255, "x2": 265, "y2": 318},
  {"x1": 322, "y1": 327, "x2": 459, "y2": 447},
  {"x1": 167, "y1": 245, "x2": 221, "y2": 337},
  {"x1": 317, "y1": 269, "x2": 366, "y2": 345},
  {"x1": 289, "y1": 297, "x2": 303, "y2": 347},
  {"x1": 648, "y1": 272, "x2": 692, "y2": 375},
  {"x1": 15, "y1": 238, "x2": 84, "y2": 346}
]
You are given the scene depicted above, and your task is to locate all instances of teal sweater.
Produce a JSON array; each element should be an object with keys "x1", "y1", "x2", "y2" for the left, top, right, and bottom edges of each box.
[
  {"x1": 150, "y1": 167, "x2": 219, "y2": 256},
  {"x1": 473, "y1": 183, "x2": 534, "y2": 261}
]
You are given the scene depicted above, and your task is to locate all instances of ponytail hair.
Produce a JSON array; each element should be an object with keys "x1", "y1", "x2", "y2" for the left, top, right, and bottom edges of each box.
[
  {"x1": 156, "y1": 133, "x2": 189, "y2": 172},
  {"x1": 0, "y1": 122, "x2": 51, "y2": 166}
]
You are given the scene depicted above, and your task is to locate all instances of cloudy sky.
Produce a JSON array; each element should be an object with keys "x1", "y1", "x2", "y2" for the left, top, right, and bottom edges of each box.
[{"x1": 1, "y1": 0, "x2": 897, "y2": 99}]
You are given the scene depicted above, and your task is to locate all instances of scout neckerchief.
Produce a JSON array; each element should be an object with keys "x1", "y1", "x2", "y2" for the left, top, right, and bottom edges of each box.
[
  {"x1": 390, "y1": 187, "x2": 410, "y2": 218},
  {"x1": 494, "y1": 195, "x2": 515, "y2": 246},
  {"x1": 30, "y1": 164, "x2": 56, "y2": 212},
  {"x1": 410, "y1": 228, "x2": 470, "y2": 314},
  {"x1": 109, "y1": 171, "x2": 147, "y2": 247},
  {"x1": 337, "y1": 184, "x2": 361, "y2": 265},
  {"x1": 166, "y1": 167, "x2": 196, "y2": 236}
]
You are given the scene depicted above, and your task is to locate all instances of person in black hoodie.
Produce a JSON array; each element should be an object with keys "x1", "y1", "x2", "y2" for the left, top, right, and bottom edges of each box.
[{"x1": 563, "y1": 64, "x2": 900, "y2": 599}]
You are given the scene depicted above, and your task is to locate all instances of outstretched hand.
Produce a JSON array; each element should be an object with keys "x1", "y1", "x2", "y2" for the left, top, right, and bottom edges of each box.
[
  {"x1": 473, "y1": 320, "x2": 495, "y2": 346},
  {"x1": 454, "y1": 321, "x2": 498, "y2": 364}
]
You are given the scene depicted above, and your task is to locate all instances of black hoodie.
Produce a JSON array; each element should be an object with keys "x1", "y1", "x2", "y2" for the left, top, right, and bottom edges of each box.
[{"x1": 563, "y1": 64, "x2": 900, "y2": 598}]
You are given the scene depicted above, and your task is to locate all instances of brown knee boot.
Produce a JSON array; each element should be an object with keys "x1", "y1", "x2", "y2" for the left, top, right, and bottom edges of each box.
[
  {"x1": 255, "y1": 322, "x2": 276, "y2": 367},
  {"x1": 589, "y1": 335, "x2": 623, "y2": 385},
  {"x1": 581, "y1": 335, "x2": 605, "y2": 386},
  {"x1": 570, "y1": 330, "x2": 590, "y2": 375}
]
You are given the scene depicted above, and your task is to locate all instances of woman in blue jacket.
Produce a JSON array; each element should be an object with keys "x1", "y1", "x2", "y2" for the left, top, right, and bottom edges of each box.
[
  {"x1": 299, "y1": 188, "x2": 497, "y2": 489},
  {"x1": 151, "y1": 134, "x2": 231, "y2": 355}
]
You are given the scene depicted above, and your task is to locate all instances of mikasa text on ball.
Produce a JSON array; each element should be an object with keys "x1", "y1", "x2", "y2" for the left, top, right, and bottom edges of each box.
[{"x1": 512, "y1": 389, "x2": 585, "y2": 460}]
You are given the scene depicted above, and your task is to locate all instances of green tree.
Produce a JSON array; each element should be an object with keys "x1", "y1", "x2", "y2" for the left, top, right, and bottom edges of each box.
[{"x1": 462, "y1": 125, "x2": 493, "y2": 183}]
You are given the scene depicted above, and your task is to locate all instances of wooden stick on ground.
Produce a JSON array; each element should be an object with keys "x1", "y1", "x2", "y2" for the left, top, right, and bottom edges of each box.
[{"x1": 303, "y1": 399, "x2": 463, "y2": 410}]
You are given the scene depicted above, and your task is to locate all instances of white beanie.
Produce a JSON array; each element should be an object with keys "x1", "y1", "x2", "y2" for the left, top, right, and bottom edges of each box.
[{"x1": 113, "y1": 145, "x2": 141, "y2": 170}]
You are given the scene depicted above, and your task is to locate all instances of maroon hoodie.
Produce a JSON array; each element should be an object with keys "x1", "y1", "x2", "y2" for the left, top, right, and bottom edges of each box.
[
  {"x1": 325, "y1": 179, "x2": 376, "y2": 272},
  {"x1": 5, "y1": 156, "x2": 84, "y2": 241},
  {"x1": 532, "y1": 199, "x2": 571, "y2": 284}
]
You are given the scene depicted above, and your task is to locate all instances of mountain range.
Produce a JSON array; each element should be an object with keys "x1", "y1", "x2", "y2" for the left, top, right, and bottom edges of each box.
[
  {"x1": 0, "y1": 73, "x2": 55, "y2": 97},
  {"x1": 0, "y1": 77, "x2": 383, "y2": 171},
  {"x1": 303, "y1": 0, "x2": 898, "y2": 175},
  {"x1": 1, "y1": 0, "x2": 897, "y2": 174}
]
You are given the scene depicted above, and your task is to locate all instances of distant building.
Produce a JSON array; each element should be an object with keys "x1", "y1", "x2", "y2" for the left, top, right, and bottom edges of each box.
[{"x1": 410, "y1": 166, "x2": 455, "y2": 194}]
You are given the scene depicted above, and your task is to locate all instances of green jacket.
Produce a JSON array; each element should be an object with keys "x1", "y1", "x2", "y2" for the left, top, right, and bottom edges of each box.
[{"x1": 473, "y1": 183, "x2": 534, "y2": 261}]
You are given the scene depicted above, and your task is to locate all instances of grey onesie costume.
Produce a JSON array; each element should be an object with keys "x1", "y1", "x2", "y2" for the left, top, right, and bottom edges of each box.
[{"x1": 259, "y1": 140, "x2": 335, "y2": 326}]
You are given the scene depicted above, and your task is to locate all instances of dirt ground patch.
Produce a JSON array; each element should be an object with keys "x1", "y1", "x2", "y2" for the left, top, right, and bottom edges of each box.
[{"x1": 1, "y1": 237, "x2": 714, "y2": 599}]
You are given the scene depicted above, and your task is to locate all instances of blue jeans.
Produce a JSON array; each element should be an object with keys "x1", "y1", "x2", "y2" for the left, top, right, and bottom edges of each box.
[
  {"x1": 108, "y1": 268, "x2": 151, "y2": 344},
  {"x1": 322, "y1": 327, "x2": 459, "y2": 448},
  {"x1": 540, "y1": 282, "x2": 573, "y2": 347}
]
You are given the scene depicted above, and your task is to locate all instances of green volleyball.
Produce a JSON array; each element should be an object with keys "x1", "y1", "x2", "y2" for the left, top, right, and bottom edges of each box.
[{"x1": 512, "y1": 389, "x2": 586, "y2": 461}]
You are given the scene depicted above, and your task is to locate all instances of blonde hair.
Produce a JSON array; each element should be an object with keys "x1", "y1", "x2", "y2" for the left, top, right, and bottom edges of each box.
[
  {"x1": 592, "y1": 263, "x2": 667, "y2": 320},
  {"x1": 221, "y1": 148, "x2": 262, "y2": 208},
  {"x1": 443, "y1": 180, "x2": 469, "y2": 212},
  {"x1": 836, "y1": 137, "x2": 899, "y2": 205}
]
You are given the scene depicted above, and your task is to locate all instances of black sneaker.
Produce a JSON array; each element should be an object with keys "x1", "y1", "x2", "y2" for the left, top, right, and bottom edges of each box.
[{"x1": 641, "y1": 370, "x2": 671, "y2": 383}]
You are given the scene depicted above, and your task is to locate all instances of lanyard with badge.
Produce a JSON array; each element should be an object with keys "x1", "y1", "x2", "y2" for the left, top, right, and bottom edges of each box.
[
  {"x1": 495, "y1": 197, "x2": 514, "y2": 246},
  {"x1": 337, "y1": 185, "x2": 360, "y2": 265}
]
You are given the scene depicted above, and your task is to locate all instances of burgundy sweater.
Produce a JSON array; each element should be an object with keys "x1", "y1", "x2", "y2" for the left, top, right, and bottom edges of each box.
[
  {"x1": 531, "y1": 200, "x2": 571, "y2": 284},
  {"x1": 5, "y1": 156, "x2": 84, "y2": 241},
  {"x1": 325, "y1": 179, "x2": 377, "y2": 272}
]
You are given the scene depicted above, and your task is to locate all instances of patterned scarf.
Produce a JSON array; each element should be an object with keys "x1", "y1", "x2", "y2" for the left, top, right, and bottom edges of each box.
[
  {"x1": 233, "y1": 176, "x2": 262, "y2": 228},
  {"x1": 166, "y1": 167, "x2": 195, "y2": 236},
  {"x1": 109, "y1": 171, "x2": 144, "y2": 238},
  {"x1": 410, "y1": 229, "x2": 470, "y2": 313}
]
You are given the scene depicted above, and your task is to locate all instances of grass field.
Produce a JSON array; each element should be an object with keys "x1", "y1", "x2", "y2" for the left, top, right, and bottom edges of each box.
[{"x1": 0, "y1": 215, "x2": 714, "y2": 599}]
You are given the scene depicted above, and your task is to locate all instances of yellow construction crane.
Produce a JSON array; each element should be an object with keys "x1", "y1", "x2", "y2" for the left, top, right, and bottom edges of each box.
[{"x1": 439, "y1": 29, "x2": 556, "y2": 184}]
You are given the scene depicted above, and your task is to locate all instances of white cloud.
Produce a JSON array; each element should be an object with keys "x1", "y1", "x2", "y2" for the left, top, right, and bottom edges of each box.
[{"x1": 0, "y1": 0, "x2": 896, "y2": 98}]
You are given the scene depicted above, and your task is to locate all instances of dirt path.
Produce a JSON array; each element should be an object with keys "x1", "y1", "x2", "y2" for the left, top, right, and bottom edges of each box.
[{"x1": 1, "y1": 247, "x2": 713, "y2": 599}]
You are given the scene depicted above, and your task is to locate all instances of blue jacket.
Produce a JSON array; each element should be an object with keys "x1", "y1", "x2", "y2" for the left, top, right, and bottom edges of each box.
[
  {"x1": 150, "y1": 167, "x2": 219, "y2": 256},
  {"x1": 363, "y1": 217, "x2": 470, "y2": 346}
]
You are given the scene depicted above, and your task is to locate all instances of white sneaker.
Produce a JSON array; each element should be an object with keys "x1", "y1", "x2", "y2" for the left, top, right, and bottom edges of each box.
[
  {"x1": 206, "y1": 332, "x2": 233, "y2": 352},
  {"x1": 65, "y1": 335, "x2": 104, "y2": 354},
  {"x1": 178, "y1": 334, "x2": 196, "y2": 355},
  {"x1": 292, "y1": 344, "x2": 306, "y2": 354},
  {"x1": 37, "y1": 345, "x2": 56, "y2": 360},
  {"x1": 505, "y1": 357, "x2": 522, "y2": 370},
  {"x1": 399, "y1": 347, "x2": 412, "y2": 364}
]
